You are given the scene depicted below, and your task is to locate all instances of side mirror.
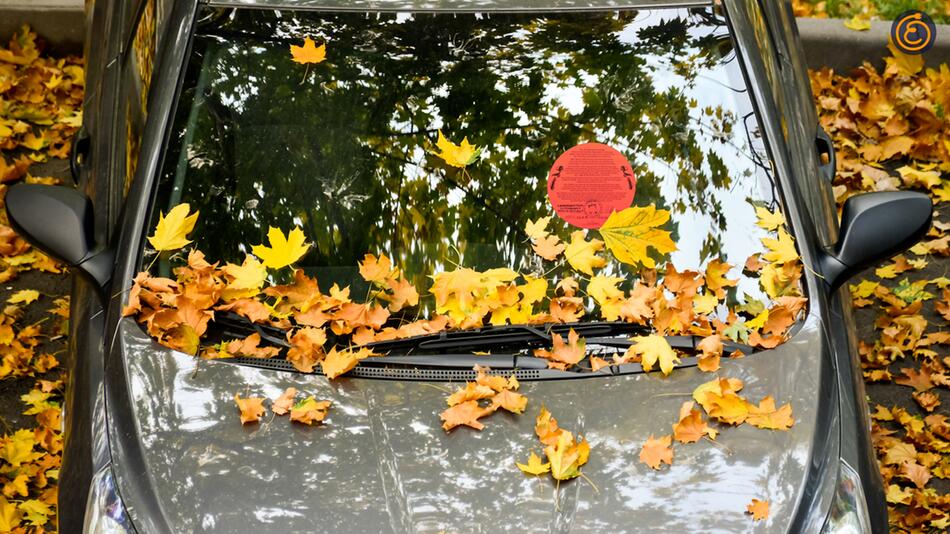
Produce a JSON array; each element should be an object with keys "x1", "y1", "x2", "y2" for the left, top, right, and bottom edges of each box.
[
  {"x1": 5, "y1": 184, "x2": 113, "y2": 289},
  {"x1": 820, "y1": 191, "x2": 932, "y2": 292}
]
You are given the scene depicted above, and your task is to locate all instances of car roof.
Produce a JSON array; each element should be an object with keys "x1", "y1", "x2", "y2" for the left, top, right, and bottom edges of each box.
[{"x1": 203, "y1": 0, "x2": 708, "y2": 12}]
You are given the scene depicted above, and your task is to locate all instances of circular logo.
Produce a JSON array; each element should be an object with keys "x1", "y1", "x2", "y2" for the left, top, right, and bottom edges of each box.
[
  {"x1": 891, "y1": 10, "x2": 937, "y2": 55},
  {"x1": 546, "y1": 143, "x2": 636, "y2": 229}
]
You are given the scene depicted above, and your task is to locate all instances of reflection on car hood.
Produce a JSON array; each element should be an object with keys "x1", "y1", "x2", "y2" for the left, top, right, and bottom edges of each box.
[{"x1": 113, "y1": 317, "x2": 828, "y2": 533}]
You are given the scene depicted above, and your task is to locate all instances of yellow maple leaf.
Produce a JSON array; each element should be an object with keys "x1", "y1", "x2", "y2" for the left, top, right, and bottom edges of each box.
[
  {"x1": 545, "y1": 430, "x2": 589, "y2": 480},
  {"x1": 0, "y1": 430, "x2": 41, "y2": 467},
  {"x1": 598, "y1": 205, "x2": 676, "y2": 268},
  {"x1": 252, "y1": 226, "x2": 310, "y2": 270},
  {"x1": 18, "y1": 499, "x2": 51, "y2": 527},
  {"x1": 850, "y1": 280, "x2": 879, "y2": 299},
  {"x1": 760, "y1": 229, "x2": 799, "y2": 264},
  {"x1": 7, "y1": 289, "x2": 39, "y2": 305},
  {"x1": 754, "y1": 206, "x2": 786, "y2": 231},
  {"x1": 148, "y1": 203, "x2": 199, "y2": 252},
  {"x1": 564, "y1": 230, "x2": 606, "y2": 275},
  {"x1": 290, "y1": 37, "x2": 326, "y2": 64},
  {"x1": 516, "y1": 451, "x2": 551, "y2": 476},
  {"x1": 435, "y1": 130, "x2": 482, "y2": 168},
  {"x1": 692, "y1": 291, "x2": 718, "y2": 314},
  {"x1": 843, "y1": 15, "x2": 871, "y2": 31},
  {"x1": 885, "y1": 42, "x2": 924, "y2": 77},
  {"x1": 628, "y1": 334, "x2": 680, "y2": 375},
  {"x1": 222, "y1": 255, "x2": 268, "y2": 300},
  {"x1": 323, "y1": 347, "x2": 374, "y2": 379},
  {"x1": 746, "y1": 396, "x2": 794, "y2": 430},
  {"x1": 525, "y1": 216, "x2": 551, "y2": 240},
  {"x1": 587, "y1": 275, "x2": 624, "y2": 306},
  {"x1": 0, "y1": 497, "x2": 20, "y2": 532},
  {"x1": 897, "y1": 165, "x2": 941, "y2": 190}
]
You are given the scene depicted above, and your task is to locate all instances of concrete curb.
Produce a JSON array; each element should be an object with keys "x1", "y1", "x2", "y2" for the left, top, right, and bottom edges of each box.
[
  {"x1": 0, "y1": 1, "x2": 85, "y2": 56},
  {"x1": 796, "y1": 17, "x2": 950, "y2": 73}
]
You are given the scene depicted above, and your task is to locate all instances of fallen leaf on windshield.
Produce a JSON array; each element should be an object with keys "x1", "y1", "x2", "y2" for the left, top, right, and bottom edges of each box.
[
  {"x1": 746, "y1": 498, "x2": 769, "y2": 521},
  {"x1": 359, "y1": 253, "x2": 396, "y2": 283},
  {"x1": 233, "y1": 394, "x2": 265, "y2": 424},
  {"x1": 290, "y1": 397, "x2": 331, "y2": 425},
  {"x1": 761, "y1": 229, "x2": 799, "y2": 264},
  {"x1": 598, "y1": 205, "x2": 676, "y2": 268},
  {"x1": 532, "y1": 234, "x2": 565, "y2": 261},
  {"x1": 563, "y1": 231, "x2": 606, "y2": 275},
  {"x1": 7, "y1": 289, "x2": 39, "y2": 305},
  {"x1": 272, "y1": 387, "x2": 297, "y2": 415},
  {"x1": 148, "y1": 203, "x2": 199, "y2": 252},
  {"x1": 628, "y1": 334, "x2": 679, "y2": 376},
  {"x1": 221, "y1": 254, "x2": 267, "y2": 300},
  {"x1": 435, "y1": 130, "x2": 482, "y2": 168},
  {"x1": 290, "y1": 37, "x2": 326, "y2": 64},
  {"x1": 252, "y1": 226, "x2": 310, "y2": 270},
  {"x1": 639, "y1": 434, "x2": 673, "y2": 470},
  {"x1": 525, "y1": 216, "x2": 551, "y2": 240},
  {"x1": 516, "y1": 451, "x2": 551, "y2": 476}
]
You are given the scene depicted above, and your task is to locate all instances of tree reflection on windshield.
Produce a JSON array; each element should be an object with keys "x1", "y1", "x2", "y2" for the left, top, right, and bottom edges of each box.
[{"x1": 155, "y1": 6, "x2": 777, "y2": 305}]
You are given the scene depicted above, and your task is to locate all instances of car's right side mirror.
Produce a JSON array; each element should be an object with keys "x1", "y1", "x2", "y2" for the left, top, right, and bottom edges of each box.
[{"x1": 819, "y1": 191, "x2": 932, "y2": 292}]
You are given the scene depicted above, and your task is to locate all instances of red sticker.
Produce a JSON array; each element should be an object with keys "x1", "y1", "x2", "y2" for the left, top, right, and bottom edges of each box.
[{"x1": 547, "y1": 143, "x2": 636, "y2": 229}]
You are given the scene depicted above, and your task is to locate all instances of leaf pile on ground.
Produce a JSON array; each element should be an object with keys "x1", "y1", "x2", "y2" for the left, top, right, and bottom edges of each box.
[
  {"x1": 811, "y1": 47, "x2": 950, "y2": 531},
  {"x1": 0, "y1": 26, "x2": 77, "y2": 533},
  {"x1": 793, "y1": 0, "x2": 950, "y2": 24}
]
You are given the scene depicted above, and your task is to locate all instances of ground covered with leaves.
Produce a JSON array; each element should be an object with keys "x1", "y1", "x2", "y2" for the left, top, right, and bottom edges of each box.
[
  {"x1": 812, "y1": 48, "x2": 950, "y2": 530},
  {"x1": 0, "y1": 26, "x2": 82, "y2": 532}
]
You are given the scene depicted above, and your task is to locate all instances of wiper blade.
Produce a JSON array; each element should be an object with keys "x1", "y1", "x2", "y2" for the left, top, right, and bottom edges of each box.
[
  {"x1": 365, "y1": 321, "x2": 650, "y2": 353},
  {"x1": 211, "y1": 312, "x2": 290, "y2": 348}
]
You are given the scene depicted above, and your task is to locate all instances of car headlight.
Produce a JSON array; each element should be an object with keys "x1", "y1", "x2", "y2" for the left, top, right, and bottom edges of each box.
[
  {"x1": 821, "y1": 460, "x2": 872, "y2": 533},
  {"x1": 83, "y1": 465, "x2": 135, "y2": 533}
]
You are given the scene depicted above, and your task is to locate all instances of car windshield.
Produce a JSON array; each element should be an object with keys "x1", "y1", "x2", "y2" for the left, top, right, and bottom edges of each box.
[{"x1": 145, "y1": 6, "x2": 805, "y2": 355}]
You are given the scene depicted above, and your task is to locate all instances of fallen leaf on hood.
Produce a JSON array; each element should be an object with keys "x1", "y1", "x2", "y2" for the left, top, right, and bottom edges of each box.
[
  {"x1": 290, "y1": 397, "x2": 331, "y2": 425},
  {"x1": 272, "y1": 387, "x2": 298, "y2": 415},
  {"x1": 745, "y1": 396, "x2": 794, "y2": 430},
  {"x1": 672, "y1": 401, "x2": 717, "y2": 443},
  {"x1": 546, "y1": 430, "x2": 589, "y2": 481},
  {"x1": 639, "y1": 434, "x2": 673, "y2": 470},
  {"x1": 516, "y1": 451, "x2": 551, "y2": 476},
  {"x1": 440, "y1": 400, "x2": 496, "y2": 431},
  {"x1": 746, "y1": 498, "x2": 769, "y2": 520},
  {"x1": 233, "y1": 394, "x2": 265, "y2": 424}
]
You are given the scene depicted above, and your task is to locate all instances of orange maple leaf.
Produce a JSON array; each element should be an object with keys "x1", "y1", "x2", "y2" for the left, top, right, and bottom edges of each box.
[
  {"x1": 440, "y1": 400, "x2": 496, "y2": 431},
  {"x1": 639, "y1": 434, "x2": 673, "y2": 470},
  {"x1": 746, "y1": 498, "x2": 769, "y2": 521},
  {"x1": 233, "y1": 393, "x2": 265, "y2": 424},
  {"x1": 289, "y1": 38, "x2": 326, "y2": 65},
  {"x1": 272, "y1": 387, "x2": 297, "y2": 416}
]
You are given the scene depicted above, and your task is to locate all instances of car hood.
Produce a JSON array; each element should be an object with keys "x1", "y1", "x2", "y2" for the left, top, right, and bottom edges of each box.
[{"x1": 111, "y1": 316, "x2": 832, "y2": 533}]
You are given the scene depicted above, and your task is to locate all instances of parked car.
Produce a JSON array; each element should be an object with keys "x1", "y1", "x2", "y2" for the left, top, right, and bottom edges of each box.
[{"x1": 5, "y1": 0, "x2": 932, "y2": 532}]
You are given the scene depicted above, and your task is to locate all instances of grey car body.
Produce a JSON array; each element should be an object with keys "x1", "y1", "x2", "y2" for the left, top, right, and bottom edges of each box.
[{"x1": 11, "y1": 0, "x2": 914, "y2": 532}]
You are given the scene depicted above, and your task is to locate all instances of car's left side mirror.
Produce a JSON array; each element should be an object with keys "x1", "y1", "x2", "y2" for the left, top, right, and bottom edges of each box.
[
  {"x1": 819, "y1": 191, "x2": 932, "y2": 292},
  {"x1": 5, "y1": 184, "x2": 113, "y2": 290}
]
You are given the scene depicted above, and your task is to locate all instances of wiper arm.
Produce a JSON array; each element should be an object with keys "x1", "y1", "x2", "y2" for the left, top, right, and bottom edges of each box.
[
  {"x1": 365, "y1": 321, "x2": 650, "y2": 354},
  {"x1": 212, "y1": 312, "x2": 290, "y2": 348},
  {"x1": 359, "y1": 353, "x2": 550, "y2": 370}
]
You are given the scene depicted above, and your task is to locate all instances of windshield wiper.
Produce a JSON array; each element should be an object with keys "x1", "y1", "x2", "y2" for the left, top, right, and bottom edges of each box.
[{"x1": 364, "y1": 321, "x2": 650, "y2": 354}]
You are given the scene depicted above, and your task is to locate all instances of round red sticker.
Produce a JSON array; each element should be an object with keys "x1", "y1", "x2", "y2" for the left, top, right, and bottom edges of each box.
[{"x1": 546, "y1": 143, "x2": 636, "y2": 229}]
